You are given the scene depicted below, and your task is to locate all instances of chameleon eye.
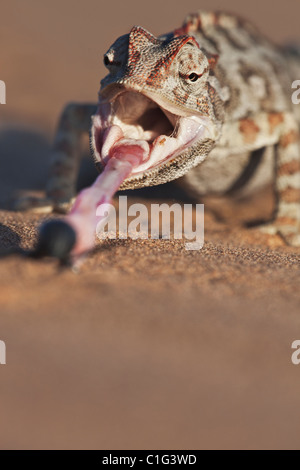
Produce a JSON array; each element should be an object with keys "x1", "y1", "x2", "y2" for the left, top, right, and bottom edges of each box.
[{"x1": 188, "y1": 73, "x2": 200, "y2": 82}]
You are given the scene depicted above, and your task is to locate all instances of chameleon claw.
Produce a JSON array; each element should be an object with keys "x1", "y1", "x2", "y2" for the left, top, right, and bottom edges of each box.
[
  {"x1": 11, "y1": 195, "x2": 55, "y2": 213},
  {"x1": 257, "y1": 222, "x2": 300, "y2": 247},
  {"x1": 11, "y1": 195, "x2": 75, "y2": 214}
]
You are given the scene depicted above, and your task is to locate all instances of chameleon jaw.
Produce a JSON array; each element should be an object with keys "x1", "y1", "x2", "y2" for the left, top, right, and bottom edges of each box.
[{"x1": 90, "y1": 88, "x2": 210, "y2": 186}]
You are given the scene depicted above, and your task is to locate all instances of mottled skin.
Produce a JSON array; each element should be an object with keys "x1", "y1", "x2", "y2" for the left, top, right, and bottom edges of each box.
[{"x1": 17, "y1": 11, "x2": 300, "y2": 245}]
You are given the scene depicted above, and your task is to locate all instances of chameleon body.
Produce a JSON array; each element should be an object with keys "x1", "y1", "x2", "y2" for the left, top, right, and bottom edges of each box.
[{"x1": 20, "y1": 11, "x2": 300, "y2": 245}]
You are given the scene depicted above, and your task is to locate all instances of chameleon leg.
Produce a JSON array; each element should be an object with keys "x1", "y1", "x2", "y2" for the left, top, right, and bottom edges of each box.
[
  {"x1": 14, "y1": 102, "x2": 97, "y2": 213},
  {"x1": 46, "y1": 102, "x2": 98, "y2": 210},
  {"x1": 261, "y1": 112, "x2": 300, "y2": 246}
]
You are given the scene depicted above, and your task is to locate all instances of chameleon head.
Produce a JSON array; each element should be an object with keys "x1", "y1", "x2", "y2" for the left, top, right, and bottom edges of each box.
[{"x1": 91, "y1": 26, "x2": 222, "y2": 189}]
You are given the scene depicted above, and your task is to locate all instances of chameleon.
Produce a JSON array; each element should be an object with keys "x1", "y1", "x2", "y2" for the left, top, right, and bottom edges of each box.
[{"x1": 17, "y1": 10, "x2": 300, "y2": 246}]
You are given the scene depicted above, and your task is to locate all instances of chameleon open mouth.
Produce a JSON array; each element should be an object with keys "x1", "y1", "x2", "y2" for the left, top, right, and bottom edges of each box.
[{"x1": 90, "y1": 88, "x2": 209, "y2": 185}]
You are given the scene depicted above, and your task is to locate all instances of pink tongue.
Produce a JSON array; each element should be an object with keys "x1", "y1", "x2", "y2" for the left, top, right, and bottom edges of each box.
[{"x1": 65, "y1": 143, "x2": 146, "y2": 258}]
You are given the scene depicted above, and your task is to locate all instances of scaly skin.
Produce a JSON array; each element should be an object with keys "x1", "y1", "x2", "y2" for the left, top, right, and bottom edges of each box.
[{"x1": 15, "y1": 10, "x2": 300, "y2": 245}]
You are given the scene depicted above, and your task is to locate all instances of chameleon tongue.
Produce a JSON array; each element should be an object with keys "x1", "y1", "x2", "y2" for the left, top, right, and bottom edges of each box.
[{"x1": 64, "y1": 141, "x2": 148, "y2": 258}]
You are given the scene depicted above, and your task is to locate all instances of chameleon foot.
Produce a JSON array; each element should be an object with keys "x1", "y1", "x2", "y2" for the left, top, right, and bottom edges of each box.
[
  {"x1": 11, "y1": 195, "x2": 75, "y2": 214},
  {"x1": 258, "y1": 222, "x2": 300, "y2": 247}
]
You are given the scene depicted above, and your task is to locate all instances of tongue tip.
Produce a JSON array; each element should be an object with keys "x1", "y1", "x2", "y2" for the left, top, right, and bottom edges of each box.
[{"x1": 110, "y1": 139, "x2": 150, "y2": 167}]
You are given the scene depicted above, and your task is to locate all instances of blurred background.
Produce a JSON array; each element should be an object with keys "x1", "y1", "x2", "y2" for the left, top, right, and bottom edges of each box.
[{"x1": 0, "y1": 0, "x2": 300, "y2": 450}]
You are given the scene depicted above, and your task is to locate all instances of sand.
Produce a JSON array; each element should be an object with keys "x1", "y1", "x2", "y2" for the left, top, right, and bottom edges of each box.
[{"x1": 0, "y1": 0, "x2": 300, "y2": 450}]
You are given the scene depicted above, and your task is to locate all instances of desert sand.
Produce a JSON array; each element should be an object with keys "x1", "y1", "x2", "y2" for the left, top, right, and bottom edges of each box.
[{"x1": 0, "y1": 0, "x2": 300, "y2": 450}]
